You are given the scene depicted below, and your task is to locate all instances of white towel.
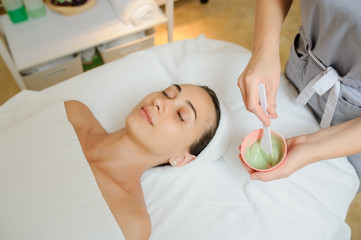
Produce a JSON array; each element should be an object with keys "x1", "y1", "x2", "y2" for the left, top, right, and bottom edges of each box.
[
  {"x1": 108, "y1": 0, "x2": 159, "y2": 26},
  {"x1": 175, "y1": 99, "x2": 232, "y2": 170},
  {"x1": 0, "y1": 96, "x2": 124, "y2": 239}
]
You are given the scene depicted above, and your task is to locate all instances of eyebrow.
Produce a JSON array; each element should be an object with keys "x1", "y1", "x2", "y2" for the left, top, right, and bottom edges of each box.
[
  {"x1": 173, "y1": 84, "x2": 181, "y2": 92},
  {"x1": 186, "y1": 100, "x2": 197, "y2": 120},
  {"x1": 172, "y1": 84, "x2": 197, "y2": 120}
]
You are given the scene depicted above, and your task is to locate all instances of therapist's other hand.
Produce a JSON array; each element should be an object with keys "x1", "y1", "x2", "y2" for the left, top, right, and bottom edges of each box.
[
  {"x1": 237, "y1": 51, "x2": 281, "y2": 126},
  {"x1": 239, "y1": 135, "x2": 312, "y2": 181}
]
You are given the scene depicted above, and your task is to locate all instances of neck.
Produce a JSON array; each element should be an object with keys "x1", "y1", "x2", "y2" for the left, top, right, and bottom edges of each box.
[{"x1": 87, "y1": 128, "x2": 165, "y2": 184}]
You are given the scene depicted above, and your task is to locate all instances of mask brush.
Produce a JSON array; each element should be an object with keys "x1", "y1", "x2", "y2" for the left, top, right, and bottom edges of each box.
[{"x1": 259, "y1": 83, "x2": 273, "y2": 155}]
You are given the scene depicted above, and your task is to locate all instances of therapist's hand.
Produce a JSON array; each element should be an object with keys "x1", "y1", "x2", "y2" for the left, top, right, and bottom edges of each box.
[
  {"x1": 241, "y1": 116, "x2": 361, "y2": 181},
  {"x1": 239, "y1": 135, "x2": 313, "y2": 181},
  {"x1": 237, "y1": 51, "x2": 281, "y2": 126}
]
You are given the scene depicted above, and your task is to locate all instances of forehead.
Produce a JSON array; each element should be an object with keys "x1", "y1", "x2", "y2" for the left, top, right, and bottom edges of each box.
[
  {"x1": 177, "y1": 84, "x2": 215, "y2": 122},
  {"x1": 176, "y1": 84, "x2": 208, "y2": 98}
]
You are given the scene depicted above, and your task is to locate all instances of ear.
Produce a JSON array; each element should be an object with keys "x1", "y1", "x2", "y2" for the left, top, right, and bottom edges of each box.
[{"x1": 169, "y1": 152, "x2": 196, "y2": 167}]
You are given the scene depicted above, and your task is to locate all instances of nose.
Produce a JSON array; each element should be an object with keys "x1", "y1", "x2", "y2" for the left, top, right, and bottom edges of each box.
[{"x1": 154, "y1": 96, "x2": 171, "y2": 115}]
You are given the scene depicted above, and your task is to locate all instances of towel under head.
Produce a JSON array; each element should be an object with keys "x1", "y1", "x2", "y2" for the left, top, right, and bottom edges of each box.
[{"x1": 179, "y1": 98, "x2": 232, "y2": 170}]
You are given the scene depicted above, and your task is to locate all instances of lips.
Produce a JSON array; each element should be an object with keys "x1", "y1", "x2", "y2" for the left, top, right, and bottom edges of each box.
[{"x1": 141, "y1": 106, "x2": 153, "y2": 125}]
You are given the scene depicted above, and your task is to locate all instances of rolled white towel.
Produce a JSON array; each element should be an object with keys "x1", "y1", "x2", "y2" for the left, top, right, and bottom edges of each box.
[
  {"x1": 163, "y1": 99, "x2": 233, "y2": 171},
  {"x1": 108, "y1": 0, "x2": 159, "y2": 26},
  {"x1": 186, "y1": 99, "x2": 232, "y2": 169}
]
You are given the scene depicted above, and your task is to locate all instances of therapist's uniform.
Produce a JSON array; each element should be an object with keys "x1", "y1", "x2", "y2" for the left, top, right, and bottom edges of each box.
[{"x1": 285, "y1": 0, "x2": 361, "y2": 190}]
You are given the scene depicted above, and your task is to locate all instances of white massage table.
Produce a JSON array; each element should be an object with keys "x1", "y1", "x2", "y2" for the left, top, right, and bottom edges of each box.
[{"x1": 0, "y1": 35, "x2": 358, "y2": 240}]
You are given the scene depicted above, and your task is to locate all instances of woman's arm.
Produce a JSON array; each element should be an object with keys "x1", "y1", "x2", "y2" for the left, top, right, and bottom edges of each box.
[
  {"x1": 247, "y1": 116, "x2": 361, "y2": 181},
  {"x1": 238, "y1": 0, "x2": 293, "y2": 126},
  {"x1": 303, "y1": 116, "x2": 361, "y2": 161},
  {"x1": 253, "y1": 0, "x2": 292, "y2": 55}
]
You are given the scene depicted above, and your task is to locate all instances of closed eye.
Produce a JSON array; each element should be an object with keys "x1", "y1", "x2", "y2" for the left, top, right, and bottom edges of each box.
[
  {"x1": 162, "y1": 91, "x2": 170, "y2": 98},
  {"x1": 162, "y1": 90, "x2": 184, "y2": 122},
  {"x1": 178, "y1": 112, "x2": 184, "y2": 122}
]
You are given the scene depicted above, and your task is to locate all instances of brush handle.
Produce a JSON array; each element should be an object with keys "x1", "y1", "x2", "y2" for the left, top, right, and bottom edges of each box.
[
  {"x1": 259, "y1": 84, "x2": 273, "y2": 155},
  {"x1": 259, "y1": 83, "x2": 268, "y2": 116}
]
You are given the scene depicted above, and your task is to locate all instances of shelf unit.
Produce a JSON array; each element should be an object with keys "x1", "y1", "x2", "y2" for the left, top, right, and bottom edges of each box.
[{"x1": 0, "y1": 0, "x2": 174, "y2": 90}]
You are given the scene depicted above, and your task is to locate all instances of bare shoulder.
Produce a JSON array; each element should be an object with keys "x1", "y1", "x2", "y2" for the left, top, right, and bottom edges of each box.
[
  {"x1": 64, "y1": 100, "x2": 92, "y2": 128},
  {"x1": 64, "y1": 100, "x2": 105, "y2": 134},
  {"x1": 64, "y1": 100, "x2": 90, "y2": 128}
]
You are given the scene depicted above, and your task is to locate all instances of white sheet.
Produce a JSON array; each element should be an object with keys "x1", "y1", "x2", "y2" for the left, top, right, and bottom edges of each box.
[
  {"x1": 0, "y1": 100, "x2": 123, "y2": 239},
  {"x1": 0, "y1": 35, "x2": 359, "y2": 240}
]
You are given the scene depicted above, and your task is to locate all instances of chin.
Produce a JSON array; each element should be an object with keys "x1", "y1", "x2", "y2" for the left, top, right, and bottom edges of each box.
[
  {"x1": 125, "y1": 115, "x2": 151, "y2": 145},
  {"x1": 125, "y1": 114, "x2": 140, "y2": 132},
  {"x1": 125, "y1": 121, "x2": 170, "y2": 156}
]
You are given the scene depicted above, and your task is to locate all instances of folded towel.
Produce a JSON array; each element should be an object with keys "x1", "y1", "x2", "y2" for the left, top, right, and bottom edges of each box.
[
  {"x1": 180, "y1": 99, "x2": 232, "y2": 170},
  {"x1": 152, "y1": 98, "x2": 233, "y2": 172},
  {"x1": 0, "y1": 96, "x2": 124, "y2": 239},
  {"x1": 108, "y1": 0, "x2": 159, "y2": 26}
]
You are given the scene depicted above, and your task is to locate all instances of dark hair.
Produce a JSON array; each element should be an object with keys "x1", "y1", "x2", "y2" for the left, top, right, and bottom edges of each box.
[
  {"x1": 156, "y1": 85, "x2": 221, "y2": 167},
  {"x1": 189, "y1": 85, "x2": 221, "y2": 156}
]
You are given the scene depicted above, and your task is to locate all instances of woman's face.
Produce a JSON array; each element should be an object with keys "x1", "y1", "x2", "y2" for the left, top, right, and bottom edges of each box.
[{"x1": 126, "y1": 84, "x2": 216, "y2": 159}]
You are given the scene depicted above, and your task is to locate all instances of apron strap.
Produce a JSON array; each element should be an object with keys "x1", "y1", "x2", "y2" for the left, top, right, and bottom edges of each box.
[{"x1": 296, "y1": 48, "x2": 341, "y2": 128}]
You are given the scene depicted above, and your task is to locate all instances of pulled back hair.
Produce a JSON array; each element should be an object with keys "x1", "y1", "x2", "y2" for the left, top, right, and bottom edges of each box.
[
  {"x1": 188, "y1": 85, "x2": 221, "y2": 156},
  {"x1": 156, "y1": 85, "x2": 221, "y2": 167}
]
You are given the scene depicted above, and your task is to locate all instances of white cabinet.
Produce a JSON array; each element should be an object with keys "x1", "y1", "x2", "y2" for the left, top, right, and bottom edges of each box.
[{"x1": 0, "y1": 0, "x2": 173, "y2": 90}]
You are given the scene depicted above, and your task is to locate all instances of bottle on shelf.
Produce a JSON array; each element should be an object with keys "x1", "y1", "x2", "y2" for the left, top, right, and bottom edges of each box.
[
  {"x1": 81, "y1": 47, "x2": 104, "y2": 72},
  {"x1": 23, "y1": 0, "x2": 47, "y2": 19},
  {"x1": 2, "y1": 0, "x2": 28, "y2": 24}
]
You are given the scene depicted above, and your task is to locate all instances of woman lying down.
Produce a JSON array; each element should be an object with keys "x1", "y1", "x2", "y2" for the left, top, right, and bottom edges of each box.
[{"x1": 64, "y1": 84, "x2": 220, "y2": 239}]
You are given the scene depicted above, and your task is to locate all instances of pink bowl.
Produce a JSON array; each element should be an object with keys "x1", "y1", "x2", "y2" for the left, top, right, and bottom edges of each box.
[{"x1": 240, "y1": 129, "x2": 287, "y2": 172}]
